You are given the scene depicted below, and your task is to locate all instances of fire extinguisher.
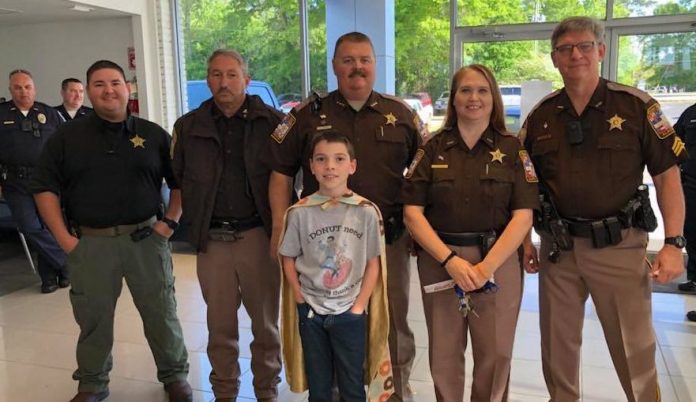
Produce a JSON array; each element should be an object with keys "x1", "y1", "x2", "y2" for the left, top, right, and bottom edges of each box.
[{"x1": 128, "y1": 76, "x2": 139, "y2": 116}]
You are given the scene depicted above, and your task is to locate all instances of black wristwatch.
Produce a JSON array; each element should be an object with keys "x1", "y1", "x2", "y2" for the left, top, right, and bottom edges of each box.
[
  {"x1": 160, "y1": 217, "x2": 180, "y2": 231},
  {"x1": 664, "y1": 236, "x2": 687, "y2": 249}
]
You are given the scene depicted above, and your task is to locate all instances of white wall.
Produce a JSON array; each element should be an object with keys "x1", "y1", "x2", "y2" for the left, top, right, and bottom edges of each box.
[{"x1": 0, "y1": 18, "x2": 133, "y2": 107}]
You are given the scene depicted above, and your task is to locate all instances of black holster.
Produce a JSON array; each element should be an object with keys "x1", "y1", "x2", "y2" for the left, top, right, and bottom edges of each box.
[{"x1": 385, "y1": 211, "x2": 405, "y2": 245}]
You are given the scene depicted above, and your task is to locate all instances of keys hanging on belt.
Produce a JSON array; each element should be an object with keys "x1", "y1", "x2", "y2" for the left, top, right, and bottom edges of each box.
[
  {"x1": 455, "y1": 286, "x2": 478, "y2": 318},
  {"x1": 454, "y1": 280, "x2": 499, "y2": 318}
]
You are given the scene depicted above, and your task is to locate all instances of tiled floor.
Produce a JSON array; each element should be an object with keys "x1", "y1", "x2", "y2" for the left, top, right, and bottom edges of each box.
[{"x1": 1, "y1": 252, "x2": 695, "y2": 402}]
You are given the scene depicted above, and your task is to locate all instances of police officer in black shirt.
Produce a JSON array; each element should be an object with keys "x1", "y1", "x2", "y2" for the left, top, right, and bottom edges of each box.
[
  {"x1": 675, "y1": 104, "x2": 696, "y2": 320},
  {"x1": 54, "y1": 78, "x2": 93, "y2": 121},
  {"x1": 31, "y1": 60, "x2": 192, "y2": 402},
  {"x1": 0, "y1": 69, "x2": 67, "y2": 293}
]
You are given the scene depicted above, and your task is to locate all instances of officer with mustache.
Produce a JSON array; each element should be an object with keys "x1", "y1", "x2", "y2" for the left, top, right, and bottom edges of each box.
[{"x1": 267, "y1": 32, "x2": 426, "y2": 402}]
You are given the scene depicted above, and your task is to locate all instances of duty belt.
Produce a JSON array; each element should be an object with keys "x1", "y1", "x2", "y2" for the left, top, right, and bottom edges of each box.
[
  {"x1": 437, "y1": 231, "x2": 488, "y2": 247},
  {"x1": 210, "y1": 215, "x2": 263, "y2": 232},
  {"x1": 0, "y1": 164, "x2": 34, "y2": 180},
  {"x1": 79, "y1": 216, "x2": 157, "y2": 237},
  {"x1": 564, "y1": 216, "x2": 629, "y2": 238}
]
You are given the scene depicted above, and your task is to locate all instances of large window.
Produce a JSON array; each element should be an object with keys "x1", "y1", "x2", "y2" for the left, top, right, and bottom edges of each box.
[{"x1": 178, "y1": 0, "x2": 327, "y2": 113}]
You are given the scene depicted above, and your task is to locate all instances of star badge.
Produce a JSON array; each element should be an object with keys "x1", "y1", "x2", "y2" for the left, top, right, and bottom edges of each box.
[
  {"x1": 607, "y1": 114, "x2": 626, "y2": 131},
  {"x1": 384, "y1": 112, "x2": 397, "y2": 126},
  {"x1": 130, "y1": 134, "x2": 146, "y2": 149},
  {"x1": 490, "y1": 148, "x2": 506, "y2": 163}
]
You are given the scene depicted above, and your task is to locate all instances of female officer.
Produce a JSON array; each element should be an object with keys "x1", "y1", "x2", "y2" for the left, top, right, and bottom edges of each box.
[{"x1": 402, "y1": 64, "x2": 538, "y2": 401}]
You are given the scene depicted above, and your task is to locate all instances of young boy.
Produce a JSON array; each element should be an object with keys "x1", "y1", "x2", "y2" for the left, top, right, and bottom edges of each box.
[{"x1": 278, "y1": 131, "x2": 391, "y2": 402}]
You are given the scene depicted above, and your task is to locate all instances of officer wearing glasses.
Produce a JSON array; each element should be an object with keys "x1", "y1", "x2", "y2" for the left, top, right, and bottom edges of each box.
[{"x1": 521, "y1": 16, "x2": 686, "y2": 401}]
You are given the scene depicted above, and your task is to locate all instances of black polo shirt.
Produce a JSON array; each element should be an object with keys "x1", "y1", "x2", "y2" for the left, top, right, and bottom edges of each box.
[
  {"x1": 210, "y1": 99, "x2": 256, "y2": 219},
  {"x1": 31, "y1": 113, "x2": 177, "y2": 227}
]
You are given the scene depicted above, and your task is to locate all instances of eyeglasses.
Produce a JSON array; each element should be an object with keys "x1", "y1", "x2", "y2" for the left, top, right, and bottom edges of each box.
[{"x1": 553, "y1": 41, "x2": 598, "y2": 56}]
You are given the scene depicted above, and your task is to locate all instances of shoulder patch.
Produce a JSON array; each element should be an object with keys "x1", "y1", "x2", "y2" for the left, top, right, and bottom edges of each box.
[
  {"x1": 271, "y1": 113, "x2": 296, "y2": 144},
  {"x1": 647, "y1": 103, "x2": 675, "y2": 139},
  {"x1": 519, "y1": 150, "x2": 538, "y2": 183},
  {"x1": 606, "y1": 81, "x2": 652, "y2": 104},
  {"x1": 405, "y1": 148, "x2": 425, "y2": 179},
  {"x1": 413, "y1": 114, "x2": 431, "y2": 142}
]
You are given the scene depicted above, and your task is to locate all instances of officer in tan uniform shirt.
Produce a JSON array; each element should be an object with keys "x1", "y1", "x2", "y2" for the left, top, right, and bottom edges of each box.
[
  {"x1": 522, "y1": 16, "x2": 686, "y2": 402},
  {"x1": 267, "y1": 32, "x2": 424, "y2": 401},
  {"x1": 403, "y1": 64, "x2": 538, "y2": 401}
]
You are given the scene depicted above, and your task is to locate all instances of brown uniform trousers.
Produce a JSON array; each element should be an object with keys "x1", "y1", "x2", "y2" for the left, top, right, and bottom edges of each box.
[
  {"x1": 418, "y1": 245, "x2": 523, "y2": 402},
  {"x1": 538, "y1": 228, "x2": 658, "y2": 402},
  {"x1": 387, "y1": 233, "x2": 417, "y2": 401},
  {"x1": 197, "y1": 227, "x2": 282, "y2": 400}
]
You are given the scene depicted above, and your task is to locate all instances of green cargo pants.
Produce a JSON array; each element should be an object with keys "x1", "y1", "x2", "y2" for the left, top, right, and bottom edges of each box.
[{"x1": 67, "y1": 229, "x2": 189, "y2": 392}]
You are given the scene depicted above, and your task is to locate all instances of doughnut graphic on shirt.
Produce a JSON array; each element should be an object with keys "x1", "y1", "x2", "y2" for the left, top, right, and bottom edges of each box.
[{"x1": 319, "y1": 236, "x2": 352, "y2": 289}]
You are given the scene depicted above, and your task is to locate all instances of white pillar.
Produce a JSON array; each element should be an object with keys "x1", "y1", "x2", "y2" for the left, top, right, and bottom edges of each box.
[{"x1": 325, "y1": 0, "x2": 395, "y2": 95}]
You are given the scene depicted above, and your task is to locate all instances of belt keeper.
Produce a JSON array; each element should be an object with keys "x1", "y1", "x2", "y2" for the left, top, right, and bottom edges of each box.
[{"x1": 440, "y1": 250, "x2": 457, "y2": 267}]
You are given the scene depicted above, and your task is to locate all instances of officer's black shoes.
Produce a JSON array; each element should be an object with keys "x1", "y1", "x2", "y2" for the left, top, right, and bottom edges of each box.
[
  {"x1": 677, "y1": 280, "x2": 696, "y2": 292},
  {"x1": 69, "y1": 389, "x2": 110, "y2": 402},
  {"x1": 164, "y1": 380, "x2": 193, "y2": 402},
  {"x1": 58, "y1": 275, "x2": 71, "y2": 288},
  {"x1": 687, "y1": 310, "x2": 696, "y2": 322},
  {"x1": 40, "y1": 281, "x2": 58, "y2": 294}
]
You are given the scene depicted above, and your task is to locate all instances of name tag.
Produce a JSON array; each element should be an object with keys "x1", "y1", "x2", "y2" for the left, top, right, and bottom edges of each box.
[
  {"x1": 423, "y1": 279, "x2": 455, "y2": 294},
  {"x1": 3, "y1": 121, "x2": 14, "y2": 125},
  {"x1": 430, "y1": 164, "x2": 448, "y2": 169}
]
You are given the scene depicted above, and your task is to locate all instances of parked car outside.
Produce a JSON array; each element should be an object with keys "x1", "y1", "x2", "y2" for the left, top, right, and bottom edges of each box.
[
  {"x1": 434, "y1": 91, "x2": 449, "y2": 115},
  {"x1": 504, "y1": 104, "x2": 521, "y2": 134},
  {"x1": 186, "y1": 80, "x2": 281, "y2": 112},
  {"x1": 404, "y1": 98, "x2": 432, "y2": 125},
  {"x1": 408, "y1": 92, "x2": 433, "y2": 121},
  {"x1": 278, "y1": 93, "x2": 303, "y2": 113}
]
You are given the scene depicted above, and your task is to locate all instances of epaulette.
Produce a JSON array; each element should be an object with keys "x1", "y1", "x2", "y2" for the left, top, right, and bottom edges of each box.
[
  {"x1": 606, "y1": 81, "x2": 652, "y2": 104},
  {"x1": 379, "y1": 93, "x2": 412, "y2": 110},
  {"x1": 527, "y1": 88, "x2": 562, "y2": 117},
  {"x1": 293, "y1": 91, "x2": 328, "y2": 113}
]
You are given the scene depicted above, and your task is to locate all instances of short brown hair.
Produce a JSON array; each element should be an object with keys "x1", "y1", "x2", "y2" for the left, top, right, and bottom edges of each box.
[
  {"x1": 310, "y1": 131, "x2": 356, "y2": 160},
  {"x1": 551, "y1": 16, "x2": 604, "y2": 49},
  {"x1": 61, "y1": 78, "x2": 82, "y2": 90},
  {"x1": 207, "y1": 48, "x2": 249, "y2": 76},
  {"x1": 332, "y1": 32, "x2": 375, "y2": 60}
]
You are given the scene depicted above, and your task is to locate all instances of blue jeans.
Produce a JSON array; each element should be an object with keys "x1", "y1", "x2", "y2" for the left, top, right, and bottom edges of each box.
[{"x1": 297, "y1": 303, "x2": 366, "y2": 402}]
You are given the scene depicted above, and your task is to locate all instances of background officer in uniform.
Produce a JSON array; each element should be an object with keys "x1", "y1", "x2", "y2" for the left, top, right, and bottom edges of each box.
[
  {"x1": 267, "y1": 31, "x2": 423, "y2": 402},
  {"x1": 31, "y1": 60, "x2": 192, "y2": 402},
  {"x1": 522, "y1": 16, "x2": 686, "y2": 402},
  {"x1": 0, "y1": 69, "x2": 68, "y2": 293},
  {"x1": 172, "y1": 49, "x2": 283, "y2": 402},
  {"x1": 55, "y1": 78, "x2": 93, "y2": 121},
  {"x1": 403, "y1": 64, "x2": 538, "y2": 401},
  {"x1": 674, "y1": 103, "x2": 696, "y2": 320}
]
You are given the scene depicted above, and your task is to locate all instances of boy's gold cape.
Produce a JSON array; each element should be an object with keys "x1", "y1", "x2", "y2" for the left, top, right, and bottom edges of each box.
[{"x1": 278, "y1": 192, "x2": 394, "y2": 401}]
